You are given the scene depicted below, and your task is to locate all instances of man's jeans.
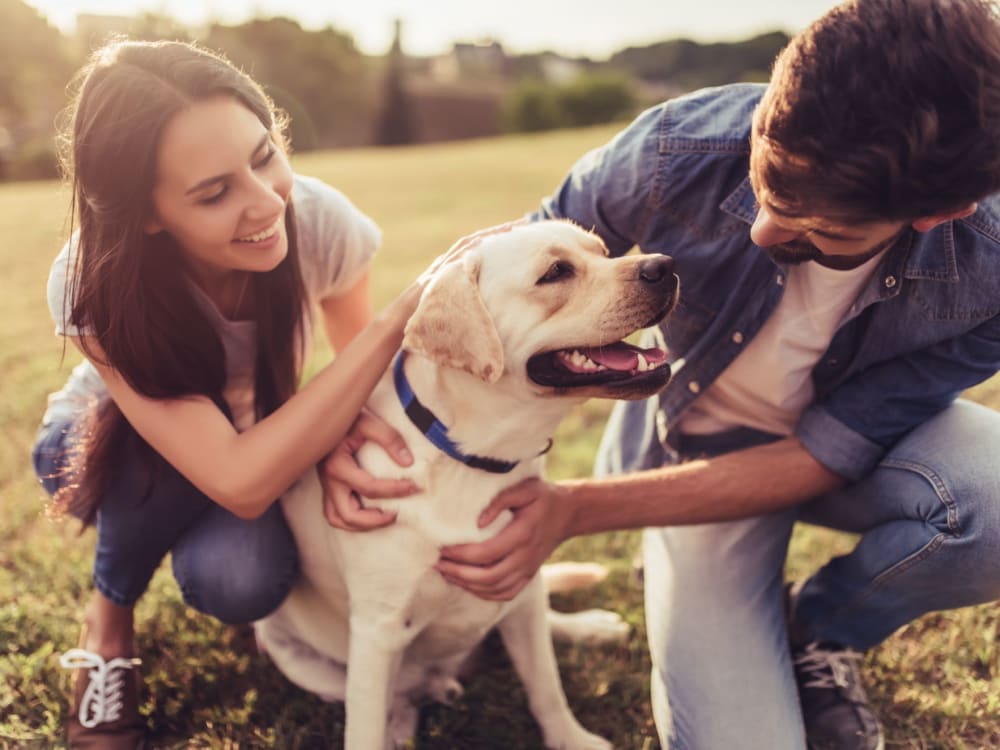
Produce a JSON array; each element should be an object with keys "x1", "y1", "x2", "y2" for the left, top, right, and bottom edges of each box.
[
  {"x1": 599, "y1": 399, "x2": 1000, "y2": 750},
  {"x1": 32, "y1": 417, "x2": 298, "y2": 624}
]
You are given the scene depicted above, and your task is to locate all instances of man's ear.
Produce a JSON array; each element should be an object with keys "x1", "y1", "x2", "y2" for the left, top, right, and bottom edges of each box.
[
  {"x1": 911, "y1": 203, "x2": 977, "y2": 232},
  {"x1": 403, "y1": 253, "x2": 504, "y2": 383}
]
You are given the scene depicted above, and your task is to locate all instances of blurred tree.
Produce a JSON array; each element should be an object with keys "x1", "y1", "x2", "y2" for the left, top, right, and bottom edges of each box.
[
  {"x1": 502, "y1": 79, "x2": 564, "y2": 132},
  {"x1": 0, "y1": 0, "x2": 76, "y2": 179},
  {"x1": 204, "y1": 17, "x2": 375, "y2": 150},
  {"x1": 503, "y1": 74, "x2": 635, "y2": 133},
  {"x1": 126, "y1": 13, "x2": 194, "y2": 43},
  {"x1": 609, "y1": 31, "x2": 789, "y2": 89},
  {"x1": 558, "y1": 73, "x2": 635, "y2": 127},
  {"x1": 374, "y1": 19, "x2": 415, "y2": 146}
]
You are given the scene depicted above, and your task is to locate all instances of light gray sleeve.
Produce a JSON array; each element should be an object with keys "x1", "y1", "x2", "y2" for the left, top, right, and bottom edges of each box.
[
  {"x1": 46, "y1": 237, "x2": 86, "y2": 337},
  {"x1": 292, "y1": 174, "x2": 381, "y2": 302}
]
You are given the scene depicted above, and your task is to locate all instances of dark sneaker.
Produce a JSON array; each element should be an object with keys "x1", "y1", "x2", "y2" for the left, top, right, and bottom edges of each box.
[
  {"x1": 792, "y1": 639, "x2": 885, "y2": 750},
  {"x1": 792, "y1": 642, "x2": 885, "y2": 750},
  {"x1": 60, "y1": 648, "x2": 147, "y2": 749}
]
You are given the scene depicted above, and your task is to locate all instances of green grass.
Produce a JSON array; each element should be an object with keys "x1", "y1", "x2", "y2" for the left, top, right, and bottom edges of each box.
[{"x1": 2, "y1": 126, "x2": 999, "y2": 749}]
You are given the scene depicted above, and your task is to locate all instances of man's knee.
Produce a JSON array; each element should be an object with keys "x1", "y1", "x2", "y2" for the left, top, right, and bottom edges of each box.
[{"x1": 889, "y1": 401, "x2": 1000, "y2": 538}]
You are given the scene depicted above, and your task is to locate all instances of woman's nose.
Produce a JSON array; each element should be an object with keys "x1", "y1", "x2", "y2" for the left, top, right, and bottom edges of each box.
[
  {"x1": 750, "y1": 208, "x2": 801, "y2": 247},
  {"x1": 245, "y1": 173, "x2": 288, "y2": 219}
]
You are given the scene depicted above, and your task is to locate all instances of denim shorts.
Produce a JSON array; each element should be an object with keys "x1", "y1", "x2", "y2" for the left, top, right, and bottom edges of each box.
[{"x1": 32, "y1": 416, "x2": 299, "y2": 624}]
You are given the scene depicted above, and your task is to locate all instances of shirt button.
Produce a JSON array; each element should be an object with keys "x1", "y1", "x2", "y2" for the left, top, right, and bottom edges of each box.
[
  {"x1": 732, "y1": 331, "x2": 744, "y2": 344},
  {"x1": 884, "y1": 275, "x2": 897, "y2": 288},
  {"x1": 688, "y1": 381, "x2": 701, "y2": 394}
]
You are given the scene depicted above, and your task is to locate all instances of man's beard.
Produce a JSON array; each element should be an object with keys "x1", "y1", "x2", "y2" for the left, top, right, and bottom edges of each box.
[
  {"x1": 763, "y1": 230, "x2": 905, "y2": 271},
  {"x1": 763, "y1": 241, "x2": 824, "y2": 266}
]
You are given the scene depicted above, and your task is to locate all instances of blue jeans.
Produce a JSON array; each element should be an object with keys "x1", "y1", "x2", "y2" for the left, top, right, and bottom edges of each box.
[
  {"x1": 32, "y1": 416, "x2": 298, "y2": 624},
  {"x1": 597, "y1": 399, "x2": 1000, "y2": 750}
]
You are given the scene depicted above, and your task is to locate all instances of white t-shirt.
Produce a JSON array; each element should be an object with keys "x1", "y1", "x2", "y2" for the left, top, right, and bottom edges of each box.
[
  {"x1": 43, "y1": 174, "x2": 380, "y2": 431},
  {"x1": 678, "y1": 253, "x2": 883, "y2": 436}
]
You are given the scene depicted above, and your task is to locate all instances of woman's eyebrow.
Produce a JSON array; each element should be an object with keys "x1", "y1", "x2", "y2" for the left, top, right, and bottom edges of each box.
[{"x1": 184, "y1": 133, "x2": 270, "y2": 195}]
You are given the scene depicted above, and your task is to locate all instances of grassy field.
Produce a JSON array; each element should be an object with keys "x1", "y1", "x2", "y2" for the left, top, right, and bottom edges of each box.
[{"x1": 2, "y1": 125, "x2": 999, "y2": 749}]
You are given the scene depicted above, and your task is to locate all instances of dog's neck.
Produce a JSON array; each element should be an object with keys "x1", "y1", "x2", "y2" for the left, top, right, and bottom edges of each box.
[{"x1": 399, "y1": 352, "x2": 578, "y2": 466}]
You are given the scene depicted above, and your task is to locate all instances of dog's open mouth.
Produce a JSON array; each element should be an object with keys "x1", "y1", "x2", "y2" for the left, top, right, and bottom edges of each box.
[{"x1": 527, "y1": 340, "x2": 670, "y2": 388}]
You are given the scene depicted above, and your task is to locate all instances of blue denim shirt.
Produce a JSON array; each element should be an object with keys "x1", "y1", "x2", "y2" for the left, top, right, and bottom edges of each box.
[{"x1": 533, "y1": 83, "x2": 1000, "y2": 481}]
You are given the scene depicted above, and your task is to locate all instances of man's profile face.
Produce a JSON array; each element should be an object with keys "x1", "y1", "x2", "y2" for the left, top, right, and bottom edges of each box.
[{"x1": 748, "y1": 125, "x2": 908, "y2": 270}]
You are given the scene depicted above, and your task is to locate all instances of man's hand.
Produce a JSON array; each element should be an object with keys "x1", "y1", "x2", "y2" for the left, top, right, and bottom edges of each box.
[
  {"x1": 321, "y1": 409, "x2": 418, "y2": 531},
  {"x1": 434, "y1": 478, "x2": 574, "y2": 601}
]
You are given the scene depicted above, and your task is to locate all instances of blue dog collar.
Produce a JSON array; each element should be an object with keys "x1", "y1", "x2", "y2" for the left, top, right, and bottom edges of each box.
[{"x1": 392, "y1": 352, "x2": 550, "y2": 474}]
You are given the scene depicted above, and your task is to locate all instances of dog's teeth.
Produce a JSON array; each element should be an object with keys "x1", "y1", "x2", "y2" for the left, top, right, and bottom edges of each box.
[
  {"x1": 637, "y1": 353, "x2": 648, "y2": 371},
  {"x1": 562, "y1": 349, "x2": 606, "y2": 372}
]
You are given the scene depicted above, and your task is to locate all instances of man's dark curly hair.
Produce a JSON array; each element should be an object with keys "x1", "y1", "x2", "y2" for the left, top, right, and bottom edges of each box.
[{"x1": 751, "y1": 0, "x2": 1000, "y2": 223}]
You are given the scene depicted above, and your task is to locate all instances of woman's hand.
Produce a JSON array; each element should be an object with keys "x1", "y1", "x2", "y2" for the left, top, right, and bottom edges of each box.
[
  {"x1": 381, "y1": 219, "x2": 530, "y2": 332},
  {"x1": 320, "y1": 409, "x2": 418, "y2": 531},
  {"x1": 419, "y1": 218, "x2": 531, "y2": 284},
  {"x1": 433, "y1": 478, "x2": 574, "y2": 601}
]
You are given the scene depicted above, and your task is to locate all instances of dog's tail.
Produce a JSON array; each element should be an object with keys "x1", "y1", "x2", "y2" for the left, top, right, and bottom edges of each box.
[
  {"x1": 541, "y1": 561, "x2": 609, "y2": 593},
  {"x1": 542, "y1": 562, "x2": 630, "y2": 645}
]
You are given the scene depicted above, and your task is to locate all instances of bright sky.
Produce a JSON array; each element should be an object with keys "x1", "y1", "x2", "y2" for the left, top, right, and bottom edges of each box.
[{"x1": 26, "y1": 0, "x2": 845, "y2": 58}]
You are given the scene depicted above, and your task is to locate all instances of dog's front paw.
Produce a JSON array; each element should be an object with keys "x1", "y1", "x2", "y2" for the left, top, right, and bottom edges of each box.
[{"x1": 425, "y1": 673, "x2": 464, "y2": 705}]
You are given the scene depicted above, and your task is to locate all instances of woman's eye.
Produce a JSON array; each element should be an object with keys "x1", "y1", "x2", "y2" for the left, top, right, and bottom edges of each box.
[
  {"x1": 538, "y1": 261, "x2": 574, "y2": 284},
  {"x1": 199, "y1": 187, "x2": 228, "y2": 205},
  {"x1": 254, "y1": 147, "x2": 276, "y2": 169}
]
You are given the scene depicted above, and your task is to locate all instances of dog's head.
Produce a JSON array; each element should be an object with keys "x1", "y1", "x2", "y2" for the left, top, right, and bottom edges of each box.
[{"x1": 403, "y1": 220, "x2": 677, "y2": 400}]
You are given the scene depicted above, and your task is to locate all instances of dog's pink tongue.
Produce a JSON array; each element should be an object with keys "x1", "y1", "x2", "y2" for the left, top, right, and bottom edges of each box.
[{"x1": 579, "y1": 343, "x2": 667, "y2": 371}]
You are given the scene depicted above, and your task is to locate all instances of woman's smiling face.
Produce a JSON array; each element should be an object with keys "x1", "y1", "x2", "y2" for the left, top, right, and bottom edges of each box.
[{"x1": 145, "y1": 94, "x2": 294, "y2": 286}]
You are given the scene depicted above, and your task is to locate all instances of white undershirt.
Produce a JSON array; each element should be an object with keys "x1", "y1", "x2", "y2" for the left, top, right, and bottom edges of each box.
[{"x1": 678, "y1": 253, "x2": 883, "y2": 436}]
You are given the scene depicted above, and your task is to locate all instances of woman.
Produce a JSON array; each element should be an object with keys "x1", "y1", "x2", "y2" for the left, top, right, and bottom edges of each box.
[{"x1": 32, "y1": 38, "x2": 422, "y2": 748}]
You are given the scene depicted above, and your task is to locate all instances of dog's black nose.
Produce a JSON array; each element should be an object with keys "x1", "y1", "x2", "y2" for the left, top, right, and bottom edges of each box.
[{"x1": 639, "y1": 254, "x2": 675, "y2": 285}]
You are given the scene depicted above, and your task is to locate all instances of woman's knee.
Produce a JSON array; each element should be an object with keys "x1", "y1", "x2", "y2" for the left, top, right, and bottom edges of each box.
[
  {"x1": 174, "y1": 544, "x2": 298, "y2": 624},
  {"x1": 172, "y1": 506, "x2": 299, "y2": 624}
]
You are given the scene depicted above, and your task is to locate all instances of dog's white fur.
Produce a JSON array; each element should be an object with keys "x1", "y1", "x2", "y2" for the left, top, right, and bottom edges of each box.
[{"x1": 256, "y1": 220, "x2": 676, "y2": 749}]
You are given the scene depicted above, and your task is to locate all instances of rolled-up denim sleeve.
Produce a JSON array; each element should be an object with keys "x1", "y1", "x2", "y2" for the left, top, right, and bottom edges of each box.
[
  {"x1": 797, "y1": 407, "x2": 885, "y2": 482},
  {"x1": 531, "y1": 104, "x2": 666, "y2": 257},
  {"x1": 797, "y1": 315, "x2": 1000, "y2": 481}
]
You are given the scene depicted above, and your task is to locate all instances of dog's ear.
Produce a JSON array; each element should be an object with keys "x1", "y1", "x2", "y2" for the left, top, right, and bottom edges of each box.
[{"x1": 403, "y1": 254, "x2": 504, "y2": 383}]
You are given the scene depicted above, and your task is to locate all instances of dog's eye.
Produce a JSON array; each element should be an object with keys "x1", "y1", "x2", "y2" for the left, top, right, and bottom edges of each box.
[{"x1": 537, "y1": 261, "x2": 574, "y2": 284}]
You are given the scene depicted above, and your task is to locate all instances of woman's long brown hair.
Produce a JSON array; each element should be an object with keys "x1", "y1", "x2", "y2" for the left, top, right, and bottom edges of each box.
[{"x1": 55, "y1": 40, "x2": 308, "y2": 525}]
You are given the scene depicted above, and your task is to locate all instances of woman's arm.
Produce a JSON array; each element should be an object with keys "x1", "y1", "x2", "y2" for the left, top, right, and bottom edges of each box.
[
  {"x1": 319, "y1": 271, "x2": 373, "y2": 352},
  {"x1": 74, "y1": 280, "x2": 422, "y2": 520}
]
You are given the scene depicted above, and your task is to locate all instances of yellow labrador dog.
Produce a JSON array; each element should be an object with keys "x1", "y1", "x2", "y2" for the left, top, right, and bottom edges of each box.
[{"x1": 256, "y1": 220, "x2": 677, "y2": 749}]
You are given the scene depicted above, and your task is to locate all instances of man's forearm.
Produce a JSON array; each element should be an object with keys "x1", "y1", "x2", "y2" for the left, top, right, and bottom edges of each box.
[{"x1": 561, "y1": 436, "x2": 847, "y2": 537}]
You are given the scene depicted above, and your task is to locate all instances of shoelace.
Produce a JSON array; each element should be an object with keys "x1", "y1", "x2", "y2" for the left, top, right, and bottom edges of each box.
[
  {"x1": 59, "y1": 648, "x2": 141, "y2": 728},
  {"x1": 794, "y1": 642, "x2": 862, "y2": 689}
]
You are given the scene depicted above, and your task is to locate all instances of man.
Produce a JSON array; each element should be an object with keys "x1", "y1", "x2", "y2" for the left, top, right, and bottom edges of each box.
[{"x1": 326, "y1": 1, "x2": 1000, "y2": 748}]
